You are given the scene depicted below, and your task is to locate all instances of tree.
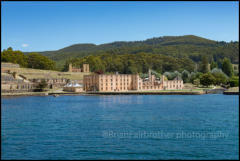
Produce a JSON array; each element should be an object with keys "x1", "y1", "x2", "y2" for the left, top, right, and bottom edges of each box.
[
  {"x1": 211, "y1": 68, "x2": 228, "y2": 85},
  {"x1": 217, "y1": 59, "x2": 223, "y2": 69},
  {"x1": 163, "y1": 72, "x2": 174, "y2": 80},
  {"x1": 228, "y1": 76, "x2": 239, "y2": 87},
  {"x1": 189, "y1": 72, "x2": 203, "y2": 84},
  {"x1": 199, "y1": 55, "x2": 209, "y2": 73},
  {"x1": 222, "y1": 58, "x2": 233, "y2": 77},
  {"x1": 210, "y1": 61, "x2": 218, "y2": 70},
  {"x1": 193, "y1": 79, "x2": 200, "y2": 87},
  {"x1": 27, "y1": 53, "x2": 56, "y2": 70},
  {"x1": 1, "y1": 48, "x2": 28, "y2": 67},
  {"x1": 163, "y1": 71, "x2": 180, "y2": 80},
  {"x1": 181, "y1": 70, "x2": 190, "y2": 83},
  {"x1": 7, "y1": 47, "x2": 13, "y2": 51},
  {"x1": 200, "y1": 73, "x2": 215, "y2": 87},
  {"x1": 35, "y1": 79, "x2": 48, "y2": 92}
]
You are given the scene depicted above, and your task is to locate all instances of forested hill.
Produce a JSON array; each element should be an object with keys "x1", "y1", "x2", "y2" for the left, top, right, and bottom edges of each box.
[
  {"x1": 23, "y1": 35, "x2": 238, "y2": 71},
  {"x1": 36, "y1": 35, "x2": 238, "y2": 63}
]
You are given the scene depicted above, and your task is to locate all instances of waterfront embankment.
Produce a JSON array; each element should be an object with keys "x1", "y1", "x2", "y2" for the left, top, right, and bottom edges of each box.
[
  {"x1": 86, "y1": 90, "x2": 204, "y2": 95},
  {"x1": 223, "y1": 87, "x2": 239, "y2": 95},
  {"x1": 1, "y1": 90, "x2": 205, "y2": 97},
  {"x1": 3, "y1": 88, "x2": 239, "y2": 97}
]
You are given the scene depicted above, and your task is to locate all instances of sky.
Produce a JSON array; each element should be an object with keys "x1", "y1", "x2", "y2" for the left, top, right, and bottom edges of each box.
[{"x1": 1, "y1": 1, "x2": 239, "y2": 52}]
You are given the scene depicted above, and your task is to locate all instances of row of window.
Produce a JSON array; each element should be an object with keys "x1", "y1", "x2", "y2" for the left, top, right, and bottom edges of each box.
[
  {"x1": 168, "y1": 85, "x2": 182, "y2": 88},
  {"x1": 100, "y1": 82, "x2": 130, "y2": 86},
  {"x1": 166, "y1": 81, "x2": 182, "y2": 84},
  {"x1": 99, "y1": 75, "x2": 132, "y2": 78},
  {"x1": 100, "y1": 79, "x2": 130, "y2": 82},
  {"x1": 100, "y1": 87, "x2": 130, "y2": 91},
  {"x1": 142, "y1": 86, "x2": 161, "y2": 90}
]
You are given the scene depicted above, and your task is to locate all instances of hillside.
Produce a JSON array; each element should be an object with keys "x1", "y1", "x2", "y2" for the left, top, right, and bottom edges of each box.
[
  {"x1": 26, "y1": 35, "x2": 239, "y2": 70},
  {"x1": 2, "y1": 65, "x2": 91, "y2": 81}
]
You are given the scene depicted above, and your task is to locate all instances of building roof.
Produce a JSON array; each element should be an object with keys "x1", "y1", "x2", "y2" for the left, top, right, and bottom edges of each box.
[{"x1": 64, "y1": 82, "x2": 83, "y2": 87}]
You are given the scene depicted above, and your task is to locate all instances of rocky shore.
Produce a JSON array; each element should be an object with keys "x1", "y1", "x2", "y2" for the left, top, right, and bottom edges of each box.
[{"x1": 2, "y1": 87, "x2": 239, "y2": 97}]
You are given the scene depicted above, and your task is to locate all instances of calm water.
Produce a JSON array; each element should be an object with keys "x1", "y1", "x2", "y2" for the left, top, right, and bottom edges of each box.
[{"x1": 1, "y1": 94, "x2": 239, "y2": 160}]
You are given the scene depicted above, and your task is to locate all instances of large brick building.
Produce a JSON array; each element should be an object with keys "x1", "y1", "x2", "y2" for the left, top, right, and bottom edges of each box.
[{"x1": 83, "y1": 70, "x2": 183, "y2": 92}]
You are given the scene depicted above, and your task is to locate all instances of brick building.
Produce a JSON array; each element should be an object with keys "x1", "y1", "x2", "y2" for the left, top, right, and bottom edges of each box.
[
  {"x1": 83, "y1": 69, "x2": 184, "y2": 92},
  {"x1": 68, "y1": 63, "x2": 90, "y2": 72}
]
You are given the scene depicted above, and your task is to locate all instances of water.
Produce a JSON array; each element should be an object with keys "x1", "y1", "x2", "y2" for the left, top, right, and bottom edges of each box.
[{"x1": 1, "y1": 94, "x2": 239, "y2": 159}]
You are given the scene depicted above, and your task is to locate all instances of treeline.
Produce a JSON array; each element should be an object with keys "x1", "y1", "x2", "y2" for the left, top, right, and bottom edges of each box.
[
  {"x1": 1, "y1": 47, "x2": 56, "y2": 70},
  {"x1": 1, "y1": 47, "x2": 238, "y2": 87},
  {"x1": 164, "y1": 56, "x2": 238, "y2": 87},
  {"x1": 62, "y1": 52, "x2": 196, "y2": 74},
  {"x1": 63, "y1": 53, "x2": 239, "y2": 87},
  {"x1": 38, "y1": 35, "x2": 239, "y2": 68}
]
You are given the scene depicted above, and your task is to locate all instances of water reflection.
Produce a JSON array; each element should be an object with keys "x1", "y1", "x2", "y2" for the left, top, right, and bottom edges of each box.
[{"x1": 98, "y1": 95, "x2": 143, "y2": 108}]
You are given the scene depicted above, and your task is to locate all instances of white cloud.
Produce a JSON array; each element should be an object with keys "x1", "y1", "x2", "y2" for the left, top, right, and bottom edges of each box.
[{"x1": 22, "y1": 44, "x2": 29, "y2": 48}]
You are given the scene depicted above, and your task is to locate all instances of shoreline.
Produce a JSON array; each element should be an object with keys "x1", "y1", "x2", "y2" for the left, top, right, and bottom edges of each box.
[
  {"x1": 2, "y1": 88, "x2": 239, "y2": 97},
  {"x1": 2, "y1": 90, "x2": 205, "y2": 97},
  {"x1": 223, "y1": 91, "x2": 239, "y2": 95},
  {"x1": 86, "y1": 91, "x2": 204, "y2": 95}
]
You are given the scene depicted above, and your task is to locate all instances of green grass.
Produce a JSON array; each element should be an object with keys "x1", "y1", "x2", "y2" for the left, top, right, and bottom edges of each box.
[
  {"x1": 225, "y1": 87, "x2": 239, "y2": 92},
  {"x1": 4, "y1": 67, "x2": 92, "y2": 80}
]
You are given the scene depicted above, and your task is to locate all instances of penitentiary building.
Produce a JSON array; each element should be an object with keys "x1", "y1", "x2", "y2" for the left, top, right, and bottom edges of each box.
[{"x1": 83, "y1": 69, "x2": 184, "y2": 92}]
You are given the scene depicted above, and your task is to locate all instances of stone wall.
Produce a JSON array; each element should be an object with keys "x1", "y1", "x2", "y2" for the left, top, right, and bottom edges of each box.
[
  {"x1": 1, "y1": 62, "x2": 20, "y2": 68},
  {"x1": 1, "y1": 82, "x2": 35, "y2": 93},
  {"x1": 30, "y1": 78, "x2": 68, "y2": 89}
]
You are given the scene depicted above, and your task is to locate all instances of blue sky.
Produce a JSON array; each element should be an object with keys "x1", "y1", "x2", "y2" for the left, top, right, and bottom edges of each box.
[{"x1": 1, "y1": 1, "x2": 239, "y2": 52}]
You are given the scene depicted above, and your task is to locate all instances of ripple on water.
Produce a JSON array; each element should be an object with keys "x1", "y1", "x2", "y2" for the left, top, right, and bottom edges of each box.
[{"x1": 1, "y1": 95, "x2": 239, "y2": 160}]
